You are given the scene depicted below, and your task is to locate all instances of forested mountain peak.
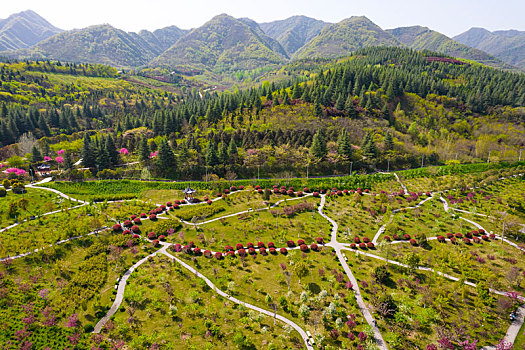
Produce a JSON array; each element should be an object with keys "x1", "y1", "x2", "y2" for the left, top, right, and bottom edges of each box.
[{"x1": 0, "y1": 9, "x2": 62, "y2": 51}]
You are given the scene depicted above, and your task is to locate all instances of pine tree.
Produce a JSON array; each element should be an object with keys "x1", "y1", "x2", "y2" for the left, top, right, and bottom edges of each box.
[
  {"x1": 384, "y1": 132, "x2": 394, "y2": 151},
  {"x1": 345, "y1": 97, "x2": 358, "y2": 118},
  {"x1": 205, "y1": 141, "x2": 218, "y2": 166},
  {"x1": 314, "y1": 101, "x2": 323, "y2": 117},
  {"x1": 337, "y1": 129, "x2": 352, "y2": 159},
  {"x1": 218, "y1": 141, "x2": 228, "y2": 164},
  {"x1": 310, "y1": 131, "x2": 327, "y2": 159},
  {"x1": 138, "y1": 136, "x2": 150, "y2": 163},
  {"x1": 82, "y1": 135, "x2": 96, "y2": 168},
  {"x1": 283, "y1": 92, "x2": 291, "y2": 105},
  {"x1": 64, "y1": 151, "x2": 74, "y2": 170},
  {"x1": 361, "y1": 132, "x2": 372, "y2": 149},
  {"x1": 31, "y1": 145, "x2": 42, "y2": 163},
  {"x1": 335, "y1": 94, "x2": 345, "y2": 111},
  {"x1": 227, "y1": 138, "x2": 238, "y2": 161},
  {"x1": 272, "y1": 96, "x2": 280, "y2": 107},
  {"x1": 363, "y1": 137, "x2": 378, "y2": 159},
  {"x1": 105, "y1": 135, "x2": 119, "y2": 166},
  {"x1": 0, "y1": 102, "x2": 7, "y2": 118},
  {"x1": 156, "y1": 139, "x2": 176, "y2": 176}
]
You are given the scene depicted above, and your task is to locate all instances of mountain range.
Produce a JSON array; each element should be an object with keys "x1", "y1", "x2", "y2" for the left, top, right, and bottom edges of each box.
[{"x1": 1, "y1": 10, "x2": 524, "y2": 76}]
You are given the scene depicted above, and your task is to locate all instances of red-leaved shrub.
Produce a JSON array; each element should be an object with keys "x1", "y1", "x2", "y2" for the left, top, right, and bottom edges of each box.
[
  {"x1": 204, "y1": 250, "x2": 212, "y2": 258},
  {"x1": 131, "y1": 225, "x2": 140, "y2": 233},
  {"x1": 140, "y1": 213, "x2": 147, "y2": 218},
  {"x1": 286, "y1": 240, "x2": 295, "y2": 247},
  {"x1": 354, "y1": 237, "x2": 361, "y2": 243},
  {"x1": 238, "y1": 249, "x2": 247, "y2": 257},
  {"x1": 297, "y1": 239, "x2": 305, "y2": 246},
  {"x1": 350, "y1": 243, "x2": 357, "y2": 249},
  {"x1": 300, "y1": 244, "x2": 308, "y2": 252},
  {"x1": 152, "y1": 239, "x2": 160, "y2": 247},
  {"x1": 259, "y1": 247, "x2": 266, "y2": 255},
  {"x1": 363, "y1": 237, "x2": 370, "y2": 243},
  {"x1": 123, "y1": 220, "x2": 132, "y2": 227},
  {"x1": 437, "y1": 236, "x2": 446, "y2": 243},
  {"x1": 359, "y1": 243, "x2": 366, "y2": 249},
  {"x1": 367, "y1": 242, "x2": 375, "y2": 249},
  {"x1": 489, "y1": 233, "x2": 496, "y2": 240},
  {"x1": 280, "y1": 247, "x2": 287, "y2": 254},
  {"x1": 123, "y1": 229, "x2": 131, "y2": 235},
  {"x1": 158, "y1": 235, "x2": 166, "y2": 241},
  {"x1": 132, "y1": 234, "x2": 140, "y2": 239},
  {"x1": 225, "y1": 245, "x2": 234, "y2": 251},
  {"x1": 313, "y1": 191, "x2": 320, "y2": 197},
  {"x1": 409, "y1": 239, "x2": 417, "y2": 246},
  {"x1": 112, "y1": 224, "x2": 122, "y2": 231},
  {"x1": 235, "y1": 243, "x2": 244, "y2": 250},
  {"x1": 463, "y1": 238, "x2": 471, "y2": 244},
  {"x1": 473, "y1": 237, "x2": 481, "y2": 244},
  {"x1": 268, "y1": 242, "x2": 275, "y2": 248},
  {"x1": 257, "y1": 242, "x2": 265, "y2": 248},
  {"x1": 247, "y1": 242, "x2": 254, "y2": 249},
  {"x1": 403, "y1": 234, "x2": 411, "y2": 240},
  {"x1": 269, "y1": 247, "x2": 277, "y2": 254},
  {"x1": 147, "y1": 232, "x2": 156, "y2": 240},
  {"x1": 248, "y1": 247, "x2": 256, "y2": 255},
  {"x1": 149, "y1": 214, "x2": 157, "y2": 220},
  {"x1": 215, "y1": 252, "x2": 222, "y2": 259},
  {"x1": 316, "y1": 237, "x2": 324, "y2": 244},
  {"x1": 133, "y1": 218, "x2": 141, "y2": 224},
  {"x1": 482, "y1": 235, "x2": 489, "y2": 241},
  {"x1": 193, "y1": 247, "x2": 202, "y2": 255},
  {"x1": 310, "y1": 244, "x2": 319, "y2": 251},
  {"x1": 383, "y1": 236, "x2": 391, "y2": 241}
]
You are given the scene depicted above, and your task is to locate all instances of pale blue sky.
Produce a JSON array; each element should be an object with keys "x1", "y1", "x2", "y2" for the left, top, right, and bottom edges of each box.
[{"x1": 1, "y1": 0, "x2": 523, "y2": 37}]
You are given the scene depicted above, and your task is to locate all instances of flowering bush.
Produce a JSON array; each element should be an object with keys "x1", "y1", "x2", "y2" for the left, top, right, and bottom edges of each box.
[
  {"x1": 446, "y1": 233, "x2": 454, "y2": 239},
  {"x1": 300, "y1": 244, "x2": 308, "y2": 252},
  {"x1": 193, "y1": 247, "x2": 202, "y2": 255},
  {"x1": 112, "y1": 224, "x2": 122, "y2": 231},
  {"x1": 403, "y1": 234, "x2": 411, "y2": 240},
  {"x1": 350, "y1": 243, "x2": 357, "y2": 249},
  {"x1": 310, "y1": 244, "x2": 319, "y2": 251},
  {"x1": 173, "y1": 204, "x2": 179, "y2": 209},
  {"x1": 359, "y1": 242, "x2": 366, "y2": 249},
  {"x1": 363, "y1": 237, "x2": 370, "y2": 243},
  {"x1": 133, "y1": 218, "x2": 141, "y2": 224},
  {"x1": 259, "y1": 247, "x2": 266, "y2": 255},
  {"x1": 149, "y1": 214, "x2": 157, "y2": 220},
  {"x1": 239, "y1": 185, "x2": 245, "y2": 190},
  {"x1": 223, "y1": 189, "x2": 230, "y2": 194},
  {"x1": 450, "y1": 237, "x2": 457, "y2": 244},
  {"x1": 247, "y1": 242, "x2": 254, "y2": 249},
  {"x1": 297, "y1": 239, "x2": 305, "y2": 246},
  {"x1": 316, "y1": 237, "x2": 324, "y2": 244},
  {"x1": 147, "y1": 232, "x2": 156, "y2": 240},
  {"x1": 392, "y1": 234, "x2": 400, "y2": 240},
  {"x1": 131, "y1": 225, "x2": 140, "y2": 233},
  {"x1": 409, "y1": 239, "x2": 417, "y2": 246},
  {"x1": 473, "y1": 237, "x2": 481, "y2": 244},
  {"x1": 297, "y1": 191, "x2": 304, "y2": 197},
  {"x1": 214, "y1": 252, "x2": 222, "y2": 259},
  {"x1": 118, "y1": 148, "x2": 129, "y2": 155},
  {"x1": 238, "y1": 249, "x2": 247, "y2": 257},
  {"x1": 313, "y1": 191, "x2": 320, "y2": 197},
  {"x1": 478, "y1": 229, "x2": 485, "y2": 235},
  {"x1": 367, "y1": 242, "x2": 375, "y2": 249},
  {"x1": 182, "y1": 245, "x2": 192, "y2": 254},
  {"x1": 383, "y1": 236, "x2": 391, "y2": 241},
  {"x1": 149, "y1": 151, "x2": 158, "y2": 158},
  {"x1": 286, "y1": 240, "x2": 295, "y2": 247},
  {"x1": 123, "y1": 230, "x2": 131, "y2": 235},
  {"x1": 225, "y1": 245, "x2": 234, "y2": 252},
  {"x1": 227, "y1": 251, "x2": 235, "y2": 257},
  {"x1": 230, "y1": 186, "x2": 237, "y2": 191},
  {"x1": 123, "y1": 220, "x2": 132, "y2": 227},
  {"x1": 158, "y1": 235, "x2": 166, "y2": 241},
  {"x1": 465, "y1": 232, "x2": 473, "y2": 239},
  {"x1": 43, "y1": 156, "x2": 52, "y2": 162},
  {"x1": 437, "y1": 236, "x2": 446, "y2": 243},
  {"x1": 203, "y1": 250, "x2": 212, "y2": 258},
  {"x1": 463, "y1": 238, "x2": 471, "y2": 244},
  {"x1": 268, "y1": 242, "x2": 275, "y2": 248},
  {"x1": 303, "y1": 187, "x2": 310, "y2": 193},
  {"x1": 354, "y1": 237, "x2": 361, "y2": 243},
  {"x1": 455, "y1": 233, "x2": 463, "y2": 239},
  {"x1": 279, "y1": 247, "x2": 287, "y2": 254},
  {"x1": 269, "y1": 247, "x2": 277, "y2": 254},
  {"x1": 152, "y1": 239, "x2": 160, "y2": 247},
  {"x1": 132, "y1": 234, "x2": 140, "y2": 239},
  {"x1": 206, "y1": 200, "x2": 212, "y2": 205},
  {"x1": 489, "y1": 233, "x2": 496, "y2": 239},
  {"x1": 139, "y1": 213, "x2": 147, "y2": 218},
  {"x1": 481, "y1": 235, "x2": 489, "y2": 241},
  {"x1": 171, "y1": 243, "x2": 182, "y2": 252},
  {"x1": 235, "y1": 243, "x2": 244, "y2": 250},
  {"x1": 248, "y1": 247, "x2": 256, "y2": 255}
]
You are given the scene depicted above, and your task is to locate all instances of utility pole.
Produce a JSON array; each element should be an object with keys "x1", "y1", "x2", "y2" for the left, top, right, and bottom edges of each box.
[
  {"x1": 519, "y1": 149, "x2": 522, "y2": 162},
  {"x1": 488, "y1": 150, "x2": 491, "y2": 163},
  {"x1": 421, "y1": 155, "x2": 424, "y2": 168},
  {"x1": 387, "y1": 159, "x2": 390, "y2": 173},
  {"x1": 205, "y1": 166, "x2": 208, "y2": 182},
  {"x1": 349, "y1": 161, "x2": 353, "y2": 176},
  {"x1": 306, "y1": 164, "x2": 309, "y2": 179},
  {"x1": 257, "y1": 165, "x2": 260, "y2": 181}
]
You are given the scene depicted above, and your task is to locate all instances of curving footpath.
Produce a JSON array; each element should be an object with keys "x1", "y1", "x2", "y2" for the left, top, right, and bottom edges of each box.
[{"x1": 317, "y1": 194, "x2": 388, "y2": 349}]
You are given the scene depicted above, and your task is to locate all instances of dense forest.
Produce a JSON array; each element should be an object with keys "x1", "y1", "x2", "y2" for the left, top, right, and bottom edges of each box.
[{"x1": 0, "y1": 47, "x2": 524, "y2": 180}]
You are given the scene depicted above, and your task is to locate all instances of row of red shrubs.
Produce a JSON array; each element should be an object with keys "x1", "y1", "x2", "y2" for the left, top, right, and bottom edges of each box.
[{"x1": 170, "y1": 242, "x2": 321, "y2": 258}]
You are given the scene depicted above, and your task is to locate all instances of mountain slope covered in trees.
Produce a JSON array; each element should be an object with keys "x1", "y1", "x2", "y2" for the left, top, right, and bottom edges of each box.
[
  {"x1": 387, "y1": 26, "x2": 510, "y2": 70},
  {"x1": 1, "y1": 47, "x2": 523, "y2": 180},
  {"x1": 293, "y1": 16, "x2": 402, "y2": 60},
  {"x1": 260, "y1": 16, "x2": 329, "y2": 56},
  {"x1": 0, "y1": 10, "x2": 62, "y2": 51},
  {"x1": 151, "y1": 14, "x2": 287, "y2": 73},
  {"x1": 454, "y1": 28, "x2": 525, "y2": 70}
]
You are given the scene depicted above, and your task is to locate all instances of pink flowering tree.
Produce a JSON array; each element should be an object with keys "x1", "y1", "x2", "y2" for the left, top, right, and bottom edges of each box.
[
  {"x1": 43, "y1": 156, "x2": 52, "y2": 162},
  {"x1": 119, "y1": 148, "x2": 129, "y2": 155},
  {"x1": 57, "y1": 149, "x2": 65, "y2": 155},
  {"x1": 56, "y1": 156, "x2": 64, "y2": 164}
]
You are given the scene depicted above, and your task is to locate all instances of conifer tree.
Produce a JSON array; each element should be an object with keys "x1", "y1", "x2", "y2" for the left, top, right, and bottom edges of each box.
[
  {"x1": 227, "y1": 138, "x2": 238, "y2": 161},
  {"x1": 218, "y1": 141, "x2": 228, "y2": 164},
  {"x1": 345, "y1": 97, "x2": 358, "y2": 118},
  {"x1": 337, "y1": 129, "x2": 352, "y2": 159},
  {"x1": 81, "y1": 135, "x2": 96, "y2": 168},
  {"x1": 314, "y1": 101, "x2": 323, "y2": 117},
  {"x1": 105, "y1": 135, "x2": 119, "y2": 166},
  {"x1": 384, "y1": 132, "x2": 394, "y2": 151},
  {"x1": 156, "y1": 139, "x2": 176, "y2": 176},
  {"x1": 283, "y1": 92, "x2": 291, "y2": 105},
  {"x1": 335, "y1": 94, "x2": 345, "y2": 111},
  {"x1": 205, "y1": 141, "x2": 218, "y2": 166},
  {"x1": 64, "y1": 151, "x2": 73, "y2": 170},
  {"x1": 31, "y1": 145, "x2": 42, "y2": 163},
  {"x1": 363, "y1": 136, "x2": 378, "y2": 159},
  {"x1": 138, "y1": 136, "x2": 150, "y2": 163},
  {"x1": 310, "y1": 131, "x2": 327, "y2": 160}
]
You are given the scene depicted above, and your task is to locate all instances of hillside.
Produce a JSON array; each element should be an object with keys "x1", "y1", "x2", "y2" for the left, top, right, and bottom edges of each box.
[
  {"x1": 387, "y1": 26, "x2": 509, "y2": 69},
  {"x1": 260, "y1": 15, "x2": 329, "y2": 55},
  {"x1": 0, "y1": 10, "x2": 62, "y2": 51},
  {"x1": 138, "y1": 25, "x2": 188, "y2": 52},
  {"x1": 151, "y1": 14, "x2": 287, "y2": 73},
  {"x1": 17, "y1": 24, "x2": 159, "y2": 67},
  {"x1": 455, "y1": 28, "x2": 525, "y2": 70},
  {"x1": 293, "y1": 16, "x2": 402, "y2": 60}
]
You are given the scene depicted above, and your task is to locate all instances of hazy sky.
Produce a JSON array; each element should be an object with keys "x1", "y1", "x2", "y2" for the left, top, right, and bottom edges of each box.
[{"x1": 0, "y1": 0, "x2": 523, "y2": 37}]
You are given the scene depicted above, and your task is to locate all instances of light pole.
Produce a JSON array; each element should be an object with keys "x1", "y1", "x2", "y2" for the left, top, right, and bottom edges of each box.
[
  {"x1": 257, "y1": 165, "x2": 260, "y2": 181},
  {"x1": 387, "y1": 159, "x2": 390, "y2": 173},
  {"x1": 349, "y1": 161, "x2": 353, "y2": 176},
  {"x1": 519, "y1": 149, "x2": 522, "y2": 162},
  {"x1": 421, "y1": 155, "x2": 424, "y2": 168},
  {"x1": 205, "y1": 166, "x2": 208, "y2": 182},
  {"x1": 306, "y1": 164, "x2": 309, "y2": 179},
  {"x1": 488, "y1": 150, "x2": 491, "y2": 163}
]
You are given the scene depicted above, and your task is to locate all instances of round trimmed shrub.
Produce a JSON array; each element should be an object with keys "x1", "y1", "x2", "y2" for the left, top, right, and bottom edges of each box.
[
  {"x1": 247, "y1": 242, "x2": 254, "y2": 249},
  {"x1": 403, "y1": 234, "x2": 411, "y2": 240},
  {"x1": 149, "y1": 214, "x2": 157, "y2": 220},
  {"x1": 166, "y1": 202, "x2": 172, "y2": 207},
  {"x1": 286, "y1": 240, "x2": 295, "y2": 247},
  {"x1": 481, "y1": 235, "x2": 489, "y2": 241},
  {"x1": 173, "y1": 204, "x2": 179, "y2": 209},
  {"x1": 204, "y1": 250, "x2": 212, "y2": 258},
  {"x1": 297, "y1": 191, "x2": 304, "y2": 197},
  {"x1": 446, "y1": 233, "x2": 454, "y2": 239},
  {"x1": 363, "y1": 237, "x2": 370, "y2": 243},
  {"x1": 227, "y1": 251, "x2": 235, "y2": 257},
  {"x1": 463, "y1": 238, "x2": 471, "y2": 244},
  {"x1": 297, "y1": 239, "x2": 305, "y2": 246},
  {"x1": 300, "y1": 244, "x2": 308, "y2": 252},
  {"x1": 147, "y1": 232, "x2": 156, "y2": 240},
  {"x1": 239, "y1": 185, "x2": 245, "y2": 190},
  {"x1": 214, "y1": 252, "x2": 222, "y2": 259},
  {"x1": 257, "y1": 242, "x2": 265, "y2": 248},
  {"x1": 123, "y1": 230, "x2": 131, "y2": 235},
  {"x1": 225, "y1": 245, "x2": 234, "y2": 251},
  {"x1": 112, "y1": 224, "x2": 122, "y2": 232},
  {"x1": 316, "y1": 237, "x2": 324, "y2": 244},
  {"x1": 268, "y1": 242, "x2": 275, "y2": 248},
  {"x1": 473, "y1": 237, "x2": 481, "y2": 244},
  {"x1": 130, "y1": 215, "x2": 137, "y2": 220},
  {"x1": 207, "y1": 200, "x2": 212, "y2": 205},
  {"x1": 238, "y1": 249, "x2": 247, "y2": 257},
  {"x1": 409, "y1": 239, "x2": 417, "y2": 246},
  {"x1": 193, "y1": 247, "x2": 202, "y2": 255},
  {"x1": 455, "y1": 233, "x2": 463, "y2": 238},
  {"x1": 259, "y1": 247, "x2": 266, "y2": 255},
  {"x1": 230, "y1": 186, "x2": 237, "y2": 191},
  {"x1": 392, "y1": 234, "x2": 400, "y2": 240},
  {"x1": 350, "y1": 243, "x2": 357, "y2": 249},
  {"x1": 171, "y1": 243, "x2": 182, "y2": 251},
  {"x1": 354, "y1": 237, "x2": 361, "y2": 244},
  {"x1": 310, "y1": 244, "x2": 319, "y2": 251},
  {"x1": 359, "y1": 242, "x2": 367, "y2": 249},
  {"x1": 133, "y1": 218, "x2": 141, "y2": 224},
  {"x1": 182, "y1": 245, "x2": 192, "y2": 254},
  {"x1": 450, "y1": 237, "x2": 457, "y2": 244},
  {"x1": 158, "y1": 235, "x2": 166, "y2": 241},
  {"x1": 188, "y1": 241, "x2": 195, "y2": 248},
  {"x1": 132, "y1": 234, "x2": 140, "y2": 239},
  {"x1": 478, "y1": 229, "x2": 485, "y2": 235},
  {"x1": 280, "y1": 247, "x2": 288, "y2": 255},
  {"x1": 235, "y1": 243, "x2": 244, "y2": 250},
  {"x1": 489, "y1": 233, "x2": 496, "y2": 240},
  {"x1": 131, "y1": 225, "x2": 140, "y2": 233},
  {"x1": 303, "y1": 187, "x2": 310, "y2": 193},
  {"x1": 123, "y1": 220, "x2": 132, "y2": 227},
  {"x1": 140, "y1": 213, "x2": 147, "y2": 218},
  {"x1": 152, "y1": 239, "x2": 160, "y2": 247},
  {"x1": 367, "y1": 242, "x2": 375, "y2": 249},
  {"x1": 280, "y1": 189, "x2": 286, "y2": 195},
  {"x1": 248, "y1": 247, "x2": 256, "y2": 255},
  {"x1": 383, "y1": 236, "x2": 391, "y2": 242},
  {"x1": 313, "y1": 191, "x2": 320, "y2": 197},
  {"x1": 269, "y1": 247, "x2": 277, "y2": 254},
  {"x1": 223, "y1": 189, "x2": 230, "y2": 194},
  {"x1": 437, "y1": 236, "x2": 446, "y2": 243}
]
